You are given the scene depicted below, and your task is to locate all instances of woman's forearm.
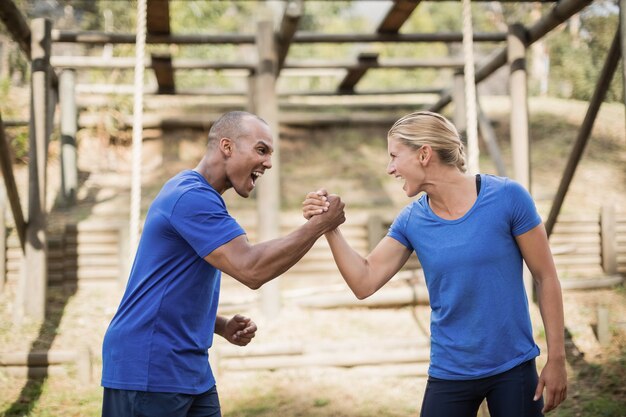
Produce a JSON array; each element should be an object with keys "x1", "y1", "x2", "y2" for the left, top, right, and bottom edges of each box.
[
  {"x1": 535, "y1": 275, "x2": 566, "y2": 361},
  {"x1": 325, "y1": 229, "x2": 374, "y2": 298},
  {"x1": 325, "y1": 230, "x2": 409, "y2": 299}
]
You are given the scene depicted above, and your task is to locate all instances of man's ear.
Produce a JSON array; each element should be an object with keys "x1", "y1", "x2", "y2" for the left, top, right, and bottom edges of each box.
[{"x1": 219, "y1": 137, "x2": 233, "y2": 156}]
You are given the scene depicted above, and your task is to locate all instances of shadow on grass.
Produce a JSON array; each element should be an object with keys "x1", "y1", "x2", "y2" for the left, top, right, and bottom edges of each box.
[
  {"x1": 553, "y1": 339, "x2": 626, "y2": 417},
  {"x1": 1, "y1": 285, "x2": 77, "y2": 417}
]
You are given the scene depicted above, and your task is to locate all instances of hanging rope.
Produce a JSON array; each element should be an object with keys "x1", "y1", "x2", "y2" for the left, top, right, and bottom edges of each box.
[
  {"x1": 130, "y1": 0, "x2": 147, "y2": 260},
  {"x1": 461, "y1": 0, "x2": 479, "y2": 174}
]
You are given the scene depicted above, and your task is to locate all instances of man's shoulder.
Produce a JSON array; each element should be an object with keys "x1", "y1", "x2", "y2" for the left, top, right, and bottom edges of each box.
[{"x1": 152, "y1": 171, "x2": 223, "y2": 214}]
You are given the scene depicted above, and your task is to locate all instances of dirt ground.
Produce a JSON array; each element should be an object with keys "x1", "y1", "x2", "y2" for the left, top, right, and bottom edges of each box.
[
  {"x1": 0, "y1": 275, "x2": 624, "y2": 416},
  {"x1": 0, "y1": 97, "x2": 625, "y2": 416}
]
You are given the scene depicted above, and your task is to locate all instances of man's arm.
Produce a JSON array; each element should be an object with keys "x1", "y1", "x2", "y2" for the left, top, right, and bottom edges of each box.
[
  {"x1": 516, "y1": 224, "x2": 567, "y2": 413},
  {"x1": 205, "y1": 195, "x2": 345, "y2": 289}
]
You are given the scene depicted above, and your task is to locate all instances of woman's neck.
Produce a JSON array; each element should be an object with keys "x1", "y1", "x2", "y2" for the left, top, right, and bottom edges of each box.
[{"x1": 425, "y1": 170, "x2": 477, "y2": 220}]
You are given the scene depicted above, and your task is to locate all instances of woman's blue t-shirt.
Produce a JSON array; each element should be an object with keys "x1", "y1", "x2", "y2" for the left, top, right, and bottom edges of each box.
[
  {"x1": 388, "y1": 174, "x2": 542, "y2": 380},
  {"x1": 101, "y1": 170, "x2": 245, "y2": 394}
]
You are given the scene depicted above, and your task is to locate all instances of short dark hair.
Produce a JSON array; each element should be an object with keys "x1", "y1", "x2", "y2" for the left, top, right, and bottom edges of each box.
[{"x1": 207, "y1": 111, "x2": 267, "y2": 146}]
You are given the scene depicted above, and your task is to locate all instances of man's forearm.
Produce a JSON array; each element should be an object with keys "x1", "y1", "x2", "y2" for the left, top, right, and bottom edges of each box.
[
  {"x1": 214, "y1": 315, "x2": 227, "y2": 338},
  {"x1": 243, "y1": 220, "x2": 324, "y2": 287}
]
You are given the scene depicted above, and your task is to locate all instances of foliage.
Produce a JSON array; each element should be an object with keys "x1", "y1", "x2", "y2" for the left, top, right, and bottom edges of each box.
[
  {"x1": 547, "y1": 8, "x2": 623, "y2": 102},
  {"x1": 0, "y1": 1, "x2": 622, "y2": 102}
]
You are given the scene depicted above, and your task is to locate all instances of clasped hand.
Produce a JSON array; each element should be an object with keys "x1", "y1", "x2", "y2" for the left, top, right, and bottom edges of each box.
[{"x1": 302, "y1": 188, "x2": 333, "y2": 220}]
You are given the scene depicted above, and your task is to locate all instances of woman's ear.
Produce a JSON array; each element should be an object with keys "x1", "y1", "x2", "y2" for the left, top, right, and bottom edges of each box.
[{"x1": 419, "y1": 145, "x2": 432, "y2": 164}]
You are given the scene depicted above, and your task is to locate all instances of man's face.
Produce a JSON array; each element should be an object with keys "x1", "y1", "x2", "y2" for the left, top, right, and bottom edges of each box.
[{"x1": 226, "y1": 117, "x2": 274, "y2": 198}]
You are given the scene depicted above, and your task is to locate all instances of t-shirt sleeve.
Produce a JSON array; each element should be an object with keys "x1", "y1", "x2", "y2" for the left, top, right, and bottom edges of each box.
[
  {"x1": 170, "y1": 188, "x2": 245, "y2": 258},
  {"x1": 387, "y1": 204, "x2": 414, "y2": 251},
  {"x1": 506, "y1": 179, "x2": 542, "y2": 236}
]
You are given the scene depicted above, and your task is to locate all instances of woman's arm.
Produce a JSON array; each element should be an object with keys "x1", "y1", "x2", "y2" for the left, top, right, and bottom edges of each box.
[
  {"x1": 325, "y1": 230, "x2": 412, "y2": 299},
  {"x1": 303, "y1": 190, "x2": 411, "y2": 299},
  {"x1": 516, "y1": 224, "x2": 567, "y2": 413}
]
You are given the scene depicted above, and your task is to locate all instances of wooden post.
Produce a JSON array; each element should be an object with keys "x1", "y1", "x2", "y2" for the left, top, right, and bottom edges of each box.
[
  {"x1": 477, "y1": 100, "x2": 507, "y2": 176},
  {"x1": 23, "y1": 18, "x2": 52, "y2": 321},
  {"x1": 76, "y1": 346, "x2": 92, "y2": 383},
  {"x1": 508, "y1": 24, "x2": 530, "y2": 191},
  {"x1": 118, "y1": 223, "x2": 130, "y2": 288},
  {"x1": 508, "y1": 23, "x2": 533, "y2": 301},
  {"x1": 0, "y1": 114, "x2": 26, "y2": 250},
  {"x1": 430, "y1": 0, "x2": 595, "y2": 114},
  {"x1": 597, "y1": 305, "x2": 610, "y2": 346},
  {"x1": 60, "y1": 69, "x2": 78, "y2": 206},
  {"x1": 0, "y1": 186, "x2": 5, "y2": 293},
  {"x1": 255, "y1": 15, "x2": 281, "y2": 318},
  {"x1": 367, "y1": 214, "x2": 385, "y2": 252},
  {"x1": 619, "y1": 0, "x2": 626, "y2": 127},
  {"x1": 453, "y1": 70, "x2": 467, "y2": 138},
  {"x1": 600, "y1": 204, "x2": 617, "y2": 275},
  {"x1": 545, "y1": 30, "x2": 621, "y2": 237},
  {"x1": 247, "y1": 73, "x2": 256, "y2": 113}
]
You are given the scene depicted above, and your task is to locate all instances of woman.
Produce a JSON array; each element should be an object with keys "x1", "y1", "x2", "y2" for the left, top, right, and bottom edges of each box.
[{"x1": 303, "y1": 111, "x2": 567, "y2": 417}]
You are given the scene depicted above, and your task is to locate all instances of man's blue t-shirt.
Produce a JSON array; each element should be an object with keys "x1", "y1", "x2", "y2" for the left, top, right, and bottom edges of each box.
[
  {"x1": 388, "y1": 174, "x2": 542, "y2": 380},
  {"x1": 101, "y1": 170, "x2": 245, "y2": 394}
]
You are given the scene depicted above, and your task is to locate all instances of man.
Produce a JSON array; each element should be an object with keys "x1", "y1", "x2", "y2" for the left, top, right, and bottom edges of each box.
[{"x1": 102, "y1": 111, "x2": 345, "y2": 417}]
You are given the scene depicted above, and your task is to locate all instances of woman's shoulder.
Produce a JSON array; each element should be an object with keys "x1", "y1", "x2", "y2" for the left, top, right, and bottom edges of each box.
[{"x1": 481, "y1": 174, "x2": 526, "y2": 193}]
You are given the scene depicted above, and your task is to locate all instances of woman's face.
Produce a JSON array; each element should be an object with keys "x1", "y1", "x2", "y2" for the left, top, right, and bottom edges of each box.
[{"x1": 386, "y1": 136, "x2": 422, "y2": 197}]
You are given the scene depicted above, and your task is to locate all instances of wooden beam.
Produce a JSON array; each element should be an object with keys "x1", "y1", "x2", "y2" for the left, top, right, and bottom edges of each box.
[
  {"x1": 78, "y1": 112, "x2": 404, "y2": 130},
  {"x1": 2, "y1": 120, "x2": 28, "y2": 127},
  {"x1": 0, "y1": 113, "x2": 26, "y2": 251},
  {"x1": 281, "y1": 87, "x2": 444, "y2": 96},
  {"x1": 0, "y1": 0, "x2": 30, "y2": 57},
  {"x1": 545, "y1": 29, "x2": 621, "y2": 237},
  {"x1": 621, "y1": 0, "x2": 626, "y2": 127},
  {"x1": 429, "y1": 0, "x2": 557, "y2": 1},
  {"x1": 151, "y1": 54, "x2": 175, "y2": 94},
  {"x1": 0, "y1": 0, "x2": 58, "y2": 87},
  {"x1": 147, "y1": 0, "x2": 170, "y2": 35},
  {"x1": 75, "y1": 84, "x2": 444, "y2": 96},
  {"x1": 377, "y1": 0, "x2": 422, "y2": 34},
  {"x1": 51, "y1": 30, "x2": 506, "y2": 45},
  {"x1": 52, "y1": 31, "x2": 255, "y2": 45},
  {"x1": 51, "y1": 55, "x2": 465, "y2": 70},
  {"x1": 337, "y1": 52, "x2": 378, "y2": 93},
  {"x1": 147, "y1": 0, "x2": 175, "y2": 94},
  {"x1": 51, "y1": 55, "x2": 254, "y2": 70},
  {"x1": 277, "y1": 0, "x2": 303, "y2": 75},
  {"x1": 430, "y1": 0, "x2": 594, "y2": 113}
]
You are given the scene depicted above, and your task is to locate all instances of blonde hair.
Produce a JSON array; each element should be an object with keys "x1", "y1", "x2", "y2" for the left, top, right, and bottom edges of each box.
[{"x1": 387, "y1": 111, "x2": 467, "y2": 173}]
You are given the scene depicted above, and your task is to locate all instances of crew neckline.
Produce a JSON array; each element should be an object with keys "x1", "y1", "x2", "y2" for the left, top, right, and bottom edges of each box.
[{"x1": 424, "y1": 173, "x2": 483, "y2": 224}]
